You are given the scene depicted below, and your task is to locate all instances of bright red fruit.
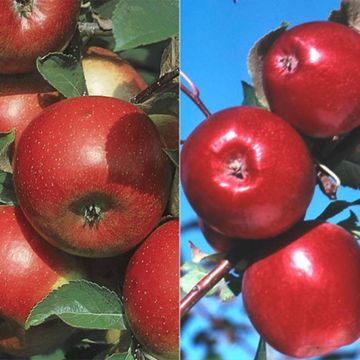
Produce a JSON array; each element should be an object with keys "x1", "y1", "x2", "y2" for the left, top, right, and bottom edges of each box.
[
  {"x1": 14, "y1": 96, "x2": 172, "y2": 257},
  {"x1": 0, "y1": 206, "x2": 86, "y2": 356},
  {"x1": 0, "y1": 73, "x2": 60, "y2": 145},
  {"x1": 242, "y1": 221, "x2": 360, "y2": 358},
  {"x1": 123, "y1": 220, "x2": 179, "y2": 360},
  {"x1": 198, "y1": 218, "x2": 238, "y2": 253},
  {"x1": 181, "y1": 106, "x2": 315, "y2": 239},
  {"x1": 263, "y1": 21, "x2": 360, "y2": 138},
  {"x1": 0, "y1": 0, "x2": 80, "y2": 74}
]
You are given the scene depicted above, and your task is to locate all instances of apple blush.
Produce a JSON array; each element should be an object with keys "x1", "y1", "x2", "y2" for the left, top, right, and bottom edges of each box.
[
  {"x1": 0, "y1": 206, "x2": 86, "y2": 356},
  {"x1": 242, "y1": 221, "x2": 360, "y2": 358},
  {"x1": 181, "y1": 106, "x2": 315, "y2": 240},
  {"x1": 123, "y1": 220, "x2": 179, "y2": 360},
  {"x1": 14, "y1": 96, "x2": 172, "y2": 257},
  {"x1": 263, "y1": 21, "x2": 360, "y2": 137},
  {"x1": 0, "y1": 0, "x2": 81, "y2": 74}
]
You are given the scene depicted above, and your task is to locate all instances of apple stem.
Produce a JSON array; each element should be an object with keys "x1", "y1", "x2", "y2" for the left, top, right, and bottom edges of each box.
[
  {"x1": 316, "y1": 163, "x2": 341, "y2": 199},
  {"x1": 180, "y1": 71, "x2": 211, "y2": 118},
  {"x1": 180, "y1": 258, "x2": 233, "y2": 317},
  {"x1": 131, "y1": 69, "x2": 179, "y2": 104},
  {"x1": 78, "y1": 22, "x2": 113, "y2": 37}
]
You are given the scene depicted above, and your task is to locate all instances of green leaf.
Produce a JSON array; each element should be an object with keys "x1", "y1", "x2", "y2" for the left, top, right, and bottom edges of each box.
[
  {"x1": 180, "y1": 262, "x2": 233, "y2": 300},
  {"x1": 333, "y1": 155, "x2": 360, "y2": 189},
  {"x1": 0, "y1": 171, "x2": 17, "y2": 205},
  {"x1": 37, "y1": 53, "x2": 88, "y2": 98},
  {"x1": 163, "y1": 149, "x2": 179, "y2": 167},
  {"x1": 105, "y1": 351, "x2": 134, "y2": 360},
  {"x1": 120, "y1": 40, "x2": 169, "y2": 74},
  {"x1": 219, "y1": 283, "x2": 235, "y2": 301},
  {"x1": 241, "y1": 81, "x2": 265, "y2": 108},
  {"x1": 254, "y1": 337, "x2": 266, "y2": 360},
  {"x1": 168, "y1": 167, "x2": 179, "y2": 217},
  {"x1": 160, "y1": 37, "x2": 179, "y2": 77},
  {"x1": 337, "y1": 210, "x2": 360, "y2": 238},
  {"x1": 25, "y1": 280, "x2": 125, "y2": 331},
  {"x1": 317, "y1": 199, "x2": 360, "y2": 220},
  {"x1": 30, "y1": 348, "x2": 65, "y2": 360},
  {"x1": 113, "y1": 0, "x2": 179, "y2": 51},
  {"x1": 91, "y1": 0, "x2": 119, "y2": 18},
  {"x1": 247, "y1": 23, "x2": 288, "y2": 109},
  {"x1": 0, "y1": 130, "x2": 15, "y2": 173}
]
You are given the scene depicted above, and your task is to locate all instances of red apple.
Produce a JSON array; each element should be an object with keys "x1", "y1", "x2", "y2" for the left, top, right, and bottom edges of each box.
[
  {"x1": 123, "y1": 220, "x2": 179, "y2": 360},
  {"x1": 181, "y1": 106, "x2": 315, "y2": 239},
  {"x1": 82, "y1": 46, "x2": 147, "y2": 101},
  {"x1": 0, "y1": 206, "x2": 86, "y2": 356},
  {"x1": 198, "y1": 218, "x2": 238, "y2": 253},
  {"x1": 242, "y1": 221, "x2": 360, "y2": 358},
  {"x1": 0, "y1": 73, "x2": 60, "y2": 145},
  {"x1": 0, "y1": 0, "x2": 80, "y2": 74},
  {"x1": 13, "y1": 96, "x2": 172, "y2": 257},
  {"x1": 150, "y1": 114, "x2": 179, "y2": 150},
  {"x1": 263, "y1": 21, "x2": 360, "y2": 138}
]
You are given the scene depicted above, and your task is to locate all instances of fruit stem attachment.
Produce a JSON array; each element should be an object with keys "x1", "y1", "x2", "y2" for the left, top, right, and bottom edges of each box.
[
  {"x1": 180, "y1": 258, "x2": 233, "y2": 317},
  {"x1": 15, "y1": 0, "x2": 33, "y2": 17},
  {"x1": 131, "y1": 69, "x2": 179, "y2": 104},
  {"x1": 78, "y1": 22, "x2": 113, "y2": 37},
  {"x1": 84, "y1": 204, "x2": 102, "y2": 227},
  {"x1": 316, "y1": 163, "x2": 341, "y2": 200},
  {"x1": 180, "y1": 71, "x2": 211, "y2": 118}
]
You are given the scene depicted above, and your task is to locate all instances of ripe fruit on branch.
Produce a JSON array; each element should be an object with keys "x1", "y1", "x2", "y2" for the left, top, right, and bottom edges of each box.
[
  {"x1": 242, "y1": 221, "x2": 360, "y2": 358},
  {"x1": 263, "y1": 21, "x2": 360, "y2": 137},
  {"x1": 198, "y1": 218, "x2": 238, "y2": 253},
  {"x1": 0, "y1": 206, "x2": 86, "y2": 356},
  {"x1": 14, "y1": 96, "x2": 172, "y2": 257},
  {"x1": 181, "y1": 106, "x2": 315, "y2": 239},
  {"x1": 0, "y1": 0, "x2": 81, "y2": 74},
  {"x1": 82, "y1": 46, "x2": 147, "y2": 101},
  {"x1": 123, "y1": 220, "x2": 179, "y2": 360},
  {"x1": 0, "y1": 73, "x2": 60, "y2": 145}
]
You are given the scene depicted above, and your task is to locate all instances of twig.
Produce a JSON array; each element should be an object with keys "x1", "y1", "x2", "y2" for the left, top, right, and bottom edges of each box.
[
  {"x1": 316, "y1": 163, "x2": 341, "y2": 200},
  {"x1": 78, "y1": 22, "x2": 113, "y2": 37},
  {"x1": 180, "y1": 259, "x2": 233, "y2": 317},
  {"x1": 131, "y1": 69, "x2": 179, "y2": 104},
  {"x1": 180, "y1": 71, "x2": 211, "y2": 118}
]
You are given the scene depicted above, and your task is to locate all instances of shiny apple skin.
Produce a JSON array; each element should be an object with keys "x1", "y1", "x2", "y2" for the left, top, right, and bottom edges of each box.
[
  {"x1": 0, "y1": 73, "x2": 60, "y2": 145},
  {"x1": 0, "y1": 0, "x2": 80, "y2": 74},
  {"x1": 181, "y1": 106, "x2": 315, "y2": 239},
  {"x1": 82, "y1": 46, "x2": 147, "y2": 101},
  {"x1": 242, "y1": 221, "x2": 360, "y2": 358},
  {"x1": 263, "y1": 21, "x2": 360, "y2": 138},
  {"x1": 0, "y1": 206, "x2": 85, "y2": 356},
  {"x1": 14, "y1": 96, "x2": 172, "y2": 257},
  {"x1": 198, "y1": 218, "x2": 238, "y2": 253},
  {"x1": 123, "y1": 220, "x2": 179, "y2": 360}
]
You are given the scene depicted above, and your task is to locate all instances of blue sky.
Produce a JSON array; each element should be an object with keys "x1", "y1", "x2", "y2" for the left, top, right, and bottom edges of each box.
[{"x1": 180, "y1": 0, "x2": 360, "y2": 359}]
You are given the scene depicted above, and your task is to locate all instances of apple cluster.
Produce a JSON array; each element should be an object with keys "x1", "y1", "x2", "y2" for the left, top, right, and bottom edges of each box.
[
  {"x1": 181, "y1": 21, "x2": 360, "y2": 358},
  {"x1": 0, "y1": 1, "x2": 179, "y2": 359}
]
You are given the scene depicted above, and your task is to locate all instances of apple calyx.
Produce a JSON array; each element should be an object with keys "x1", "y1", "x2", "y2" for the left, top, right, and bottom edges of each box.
[
  {"x1": 14, "y1": 0, "x2": 34, "y2": 18},
  {"x1": 84, "y1": 204, "x2": 102, "y2": 227},
  {"x1": 228, "y1": 159, "x2": 246, "y2": 180},
  {"x1": 279, "y1": 56, "x2": 298, "y2": 73}
]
